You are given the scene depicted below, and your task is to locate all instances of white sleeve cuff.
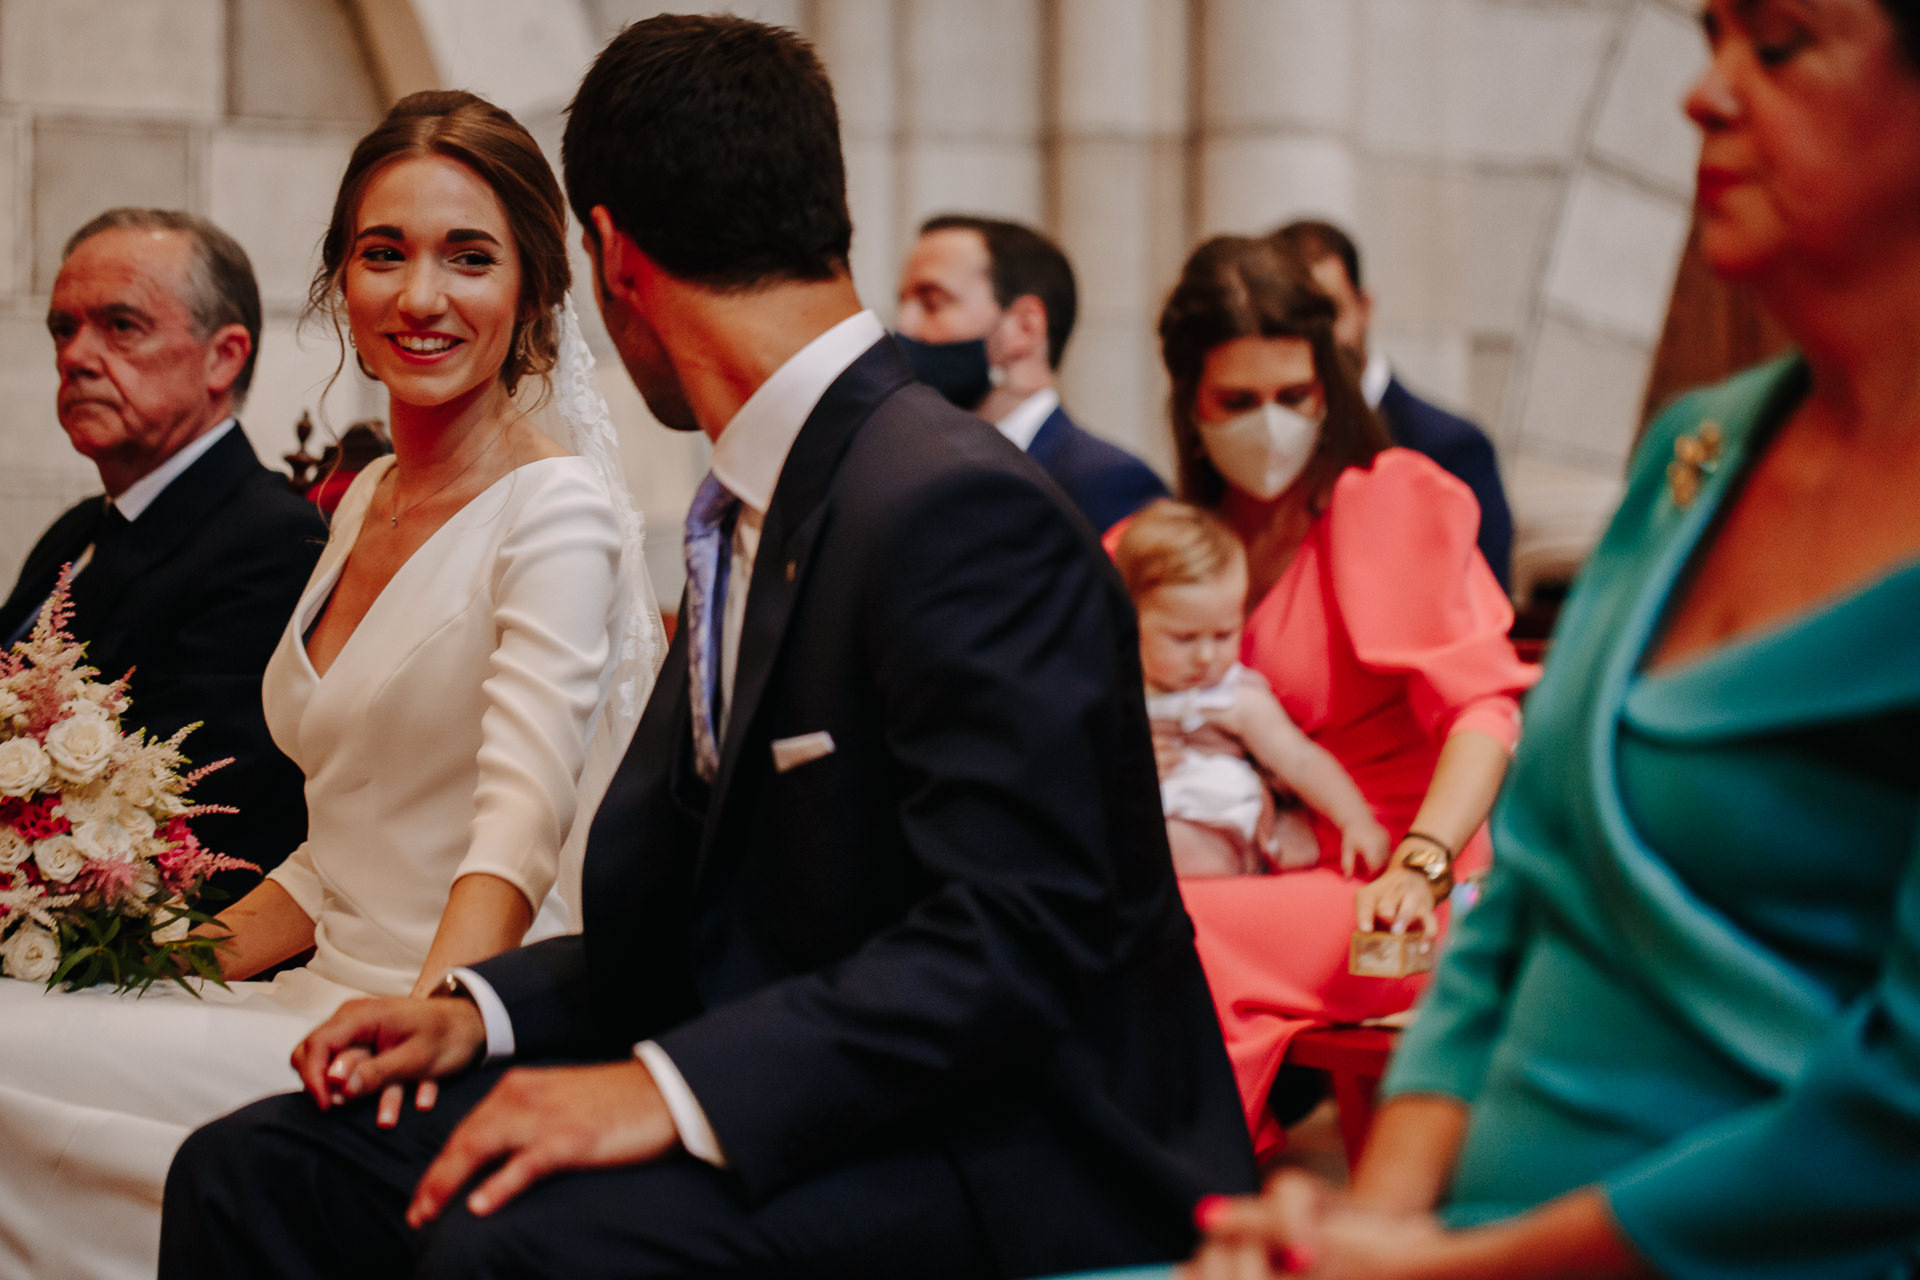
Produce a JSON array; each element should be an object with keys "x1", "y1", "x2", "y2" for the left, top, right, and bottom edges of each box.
[
  {"x1": 634, "y1": 1040, "x2": 728, "y2": 1168},
  {"x1": 447, "y1": 967, "x2": 516, "y2": 1062}
]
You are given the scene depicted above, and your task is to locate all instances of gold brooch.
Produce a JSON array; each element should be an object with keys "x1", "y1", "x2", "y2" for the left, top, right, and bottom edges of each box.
[{"x1": 1667, "y1": 421, "x2": 1722, "y2": 509}]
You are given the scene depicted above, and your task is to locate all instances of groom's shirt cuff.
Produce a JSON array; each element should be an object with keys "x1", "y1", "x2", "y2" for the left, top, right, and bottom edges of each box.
[
  {"x1": 635, "y1": 1041, "x2": 728, "y2": 1168},
  {"x1": 447, "y1": 967, "x2": 516, "y2": 1061}
]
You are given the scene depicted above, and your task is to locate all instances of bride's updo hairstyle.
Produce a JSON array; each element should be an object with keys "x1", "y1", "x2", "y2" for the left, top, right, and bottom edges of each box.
[
  {"x1": 308, "y1": 90, "x2": 570, "y2": 397},
  {"x1": 1158, "y1": 235, "x2": 1386, "y2": 510}
]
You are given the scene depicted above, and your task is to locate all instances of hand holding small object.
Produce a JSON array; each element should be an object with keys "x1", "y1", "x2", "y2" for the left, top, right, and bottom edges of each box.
[{"x1": 1353, "y1": 864, "x2": 1440, "y2": 937}]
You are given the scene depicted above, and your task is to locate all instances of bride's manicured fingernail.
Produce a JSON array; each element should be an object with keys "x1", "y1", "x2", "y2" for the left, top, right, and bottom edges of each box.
[
  {"x1": 344, "y1": 1072, "x2": 363, "y2": 1097},
  {"x1": 1193, "y1": 1195, "x2": 1229, "y2": 1231},
  {"x1": 1279, "y1": 1246, "x2": 1315, "y2": 1272},
  {"x1": 326, "y1": 1058, "x2": 349, "y2": 1080}
]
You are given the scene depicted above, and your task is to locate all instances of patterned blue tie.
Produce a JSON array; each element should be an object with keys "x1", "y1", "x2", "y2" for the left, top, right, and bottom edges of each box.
[{"x1": 684, "y1": 472, "x2": 740, "y2": 783}]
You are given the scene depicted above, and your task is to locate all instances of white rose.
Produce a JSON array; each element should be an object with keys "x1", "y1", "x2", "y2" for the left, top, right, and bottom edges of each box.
[
  {"x1": 0, "y1": 738, "x2": 51, "y2": 798},
  {"x1": 0, "y1": 688, "x2": 24, "y2": 725},
  {"x1": 43, "y1": 709, "x2": 117, "y2": 785},
  {"x1": 152, "y1": 910, "x2": 190, "y2": 945},
  {"x1": 33, "y1": 834, "x2": 86, "y2": 883},
  {"x1": 54, "y1": 782, "x2": 114, "y2": 827},
  {"x1": 0, "y1": 829, "x2": 29, "y2": 873},
  {"x1": 116, "y1": 807, "x2": 157, "y2": 843},
  {"x1": 1, "y1": 925, "x2": 59, "y2": 983},
  {"x1": 76, "y1": 684, "x2": 127, "y2": 717},
  {"x1": 72, "y1": 818, "x2": 134, "y2": 864}
]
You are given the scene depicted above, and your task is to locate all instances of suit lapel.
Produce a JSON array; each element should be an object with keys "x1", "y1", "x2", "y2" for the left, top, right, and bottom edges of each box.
[
  {"x1": 70, "y1": 427, "x2": 266, "y2": 655},
  {"x1": 1025, "y1": 407, "x2": 1068, "y2": 467},
  {"x1": 0, "y1": 503, "x2": 101, "y2": 644},
  {"x1": 696, "y1": 339, "x2": 914, "y2": 873}
]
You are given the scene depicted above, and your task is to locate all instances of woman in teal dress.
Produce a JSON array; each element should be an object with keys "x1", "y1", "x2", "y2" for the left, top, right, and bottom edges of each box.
[{"x1": 1176, "y1": 0, "x2": 1920, "y2": 1276}]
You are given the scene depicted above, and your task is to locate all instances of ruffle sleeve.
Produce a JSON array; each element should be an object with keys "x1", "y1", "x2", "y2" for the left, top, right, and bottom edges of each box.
[{"x1": 1325, "y1": 449, "x2": 1536, "y2": 747}]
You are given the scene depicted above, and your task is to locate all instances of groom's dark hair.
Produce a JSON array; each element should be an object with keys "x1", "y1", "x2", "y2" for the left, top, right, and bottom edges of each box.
[{"x1": 563, "y1": 14, "x2": 851, "y2": 290}]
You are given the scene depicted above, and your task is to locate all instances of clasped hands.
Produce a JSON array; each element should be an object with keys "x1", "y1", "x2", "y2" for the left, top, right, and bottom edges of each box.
[
  {"x1": 1183, "y1": 1170, "x2": 1446, "y2": 1280},
  {"x1": 289, "y1": 995, "x2": 682, "y2": 1227}
]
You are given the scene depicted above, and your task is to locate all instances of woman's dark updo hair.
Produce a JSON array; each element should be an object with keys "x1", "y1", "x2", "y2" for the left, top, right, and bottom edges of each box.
[
  {"x1": 307, "y1": 90, "x2": 570, "y2": 397},
  {"x1": 1884, "y1": 0, "x2": 1920, "y2": 68},
  {"x1": 1158, "y1": 235, "x2": 1388, "y2": 511}
]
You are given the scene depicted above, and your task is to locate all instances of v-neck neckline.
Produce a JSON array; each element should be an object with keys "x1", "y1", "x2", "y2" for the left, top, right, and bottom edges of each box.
[{"x1": 296, "y1": 454, "x2": 575, "y2": 681}]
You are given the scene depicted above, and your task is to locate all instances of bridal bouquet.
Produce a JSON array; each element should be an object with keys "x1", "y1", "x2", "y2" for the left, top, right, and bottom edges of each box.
[{"x1": 0, "y1": 571, "x2": 254, "y2": 993}]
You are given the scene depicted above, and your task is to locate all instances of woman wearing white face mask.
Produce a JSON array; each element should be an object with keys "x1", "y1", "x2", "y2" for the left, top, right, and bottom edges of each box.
[{"x1": 1129, "y1": 236, "x2": 1536, "y2": 1163}]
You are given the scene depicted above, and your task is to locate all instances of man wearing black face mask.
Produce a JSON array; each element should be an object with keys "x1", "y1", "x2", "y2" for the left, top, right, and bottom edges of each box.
[{"x1": 894, "y1": 214, "x2": 1166, "y2": 532}]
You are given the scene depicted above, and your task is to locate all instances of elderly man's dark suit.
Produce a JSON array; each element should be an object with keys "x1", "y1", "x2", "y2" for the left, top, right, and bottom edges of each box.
[
  {"x1": 162, "y1": 340, "x2": 1255, "y2": 1279},
  {"x1": 0, "y1": 427, "x2": 324, "y2": 894}
]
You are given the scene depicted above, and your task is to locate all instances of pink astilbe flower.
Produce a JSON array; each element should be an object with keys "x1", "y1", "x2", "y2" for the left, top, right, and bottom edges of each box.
[
  {"x1": 155, "y1": 819, "x2": 257, "y2": 896},
  {"x1": 179, "y1": 756, "x2": 232, "y2": 791},
  {"x1": 74, "y1": 857, "x2": 140, "y2": 906}
]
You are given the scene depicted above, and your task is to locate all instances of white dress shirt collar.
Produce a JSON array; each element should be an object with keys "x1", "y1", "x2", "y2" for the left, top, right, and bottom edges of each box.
[
  {"x1": 113, "y1": 418, "x2": 239, "y2": 521},
  {"x1": 709, "y1": 311, "x2": 885, "y2": 516},
  {"x1": 1360, "y1": 351, "x2": 1392, "y2": 411},
  {"x1": 994, "y1": 387, "x2": 1059, "y2": 453}
]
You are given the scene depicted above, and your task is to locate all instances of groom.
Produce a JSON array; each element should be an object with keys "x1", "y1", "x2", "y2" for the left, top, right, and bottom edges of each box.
[{"x1": 160, "y1": 15, "x2": 1254, "y2": 1278}]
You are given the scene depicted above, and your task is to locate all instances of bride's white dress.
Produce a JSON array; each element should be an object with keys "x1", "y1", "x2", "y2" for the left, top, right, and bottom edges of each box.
[{"x1": 0, "y1": 454, "x2": 637, "y2": 1280}]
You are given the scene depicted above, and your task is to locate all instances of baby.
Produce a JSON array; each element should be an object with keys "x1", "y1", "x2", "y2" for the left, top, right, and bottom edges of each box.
[{"x1": 1116, "y1": 500, "x2": 1389, "y2": 878}]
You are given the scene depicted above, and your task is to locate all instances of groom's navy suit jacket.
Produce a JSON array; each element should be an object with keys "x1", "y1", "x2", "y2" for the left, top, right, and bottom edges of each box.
[
  {"x1": 473, "y1": 339, "x2": 1256, "y2": 1276},
  {"x1": 0, "y1": 426, "x2": 323, "y2": 895}
]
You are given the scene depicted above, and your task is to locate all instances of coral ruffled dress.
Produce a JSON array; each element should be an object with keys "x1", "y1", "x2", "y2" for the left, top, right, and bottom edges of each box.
[{"x1": 1180, "y1": 448, "x2": 1537, "y2": 1159}]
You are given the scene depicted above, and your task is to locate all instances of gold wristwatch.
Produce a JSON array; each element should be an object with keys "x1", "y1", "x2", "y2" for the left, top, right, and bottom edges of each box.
[{"x1": 1397, "y1": 832, "x2": 1455, "y2": 901}]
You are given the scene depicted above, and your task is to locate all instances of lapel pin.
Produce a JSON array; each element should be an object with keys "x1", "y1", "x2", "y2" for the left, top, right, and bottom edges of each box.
[{"x1": 1667, "y1": 421, "x2": 1722, "y2": 510}]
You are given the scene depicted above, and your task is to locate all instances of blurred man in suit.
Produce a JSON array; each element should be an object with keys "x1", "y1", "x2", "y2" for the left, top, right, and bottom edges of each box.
[
  {"x1": 896, "y1": 214, "x2": 1168, "y2": 533},
  {"x1": 1275, "y1": 218, "x2": 1514, "y2": 591},
  {"x1": 0, "y1": 209, "x2": 323, "y2": 893}
]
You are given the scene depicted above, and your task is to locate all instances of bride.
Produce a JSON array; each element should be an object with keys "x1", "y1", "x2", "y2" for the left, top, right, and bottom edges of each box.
[{"x1": 0, "y1": 91, "x2": 665, "y2": 1280}]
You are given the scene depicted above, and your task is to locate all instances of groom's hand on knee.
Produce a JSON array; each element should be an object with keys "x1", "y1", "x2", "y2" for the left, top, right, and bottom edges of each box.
[
  {"x1": 405, "y1": 1059, "x2": 682, "y2": 1229},
  {"x1": 291, "y1": 996, "x2": 488, "y2": 1111}
]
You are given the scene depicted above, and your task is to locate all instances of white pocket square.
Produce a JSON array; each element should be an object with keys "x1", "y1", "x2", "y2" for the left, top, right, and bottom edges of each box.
[{"x1": 771, "y1": 731, "x2": 835, "y2": 773}]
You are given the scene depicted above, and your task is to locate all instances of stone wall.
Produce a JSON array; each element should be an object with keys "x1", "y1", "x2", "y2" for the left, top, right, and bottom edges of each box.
[{"x1": 0, "y1": 0, "x2": 1707, "y2": 602}]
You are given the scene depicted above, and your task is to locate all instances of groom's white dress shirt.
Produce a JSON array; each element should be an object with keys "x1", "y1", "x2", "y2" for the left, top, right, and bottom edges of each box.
[{"x1": 452, "y1": 310, "x2": 888, "y2": 1169}]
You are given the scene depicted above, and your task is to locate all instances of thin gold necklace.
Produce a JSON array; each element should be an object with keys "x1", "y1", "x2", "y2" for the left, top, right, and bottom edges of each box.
[{"x1": 386, "y1": 425, "x2": 507, "y2": 527}]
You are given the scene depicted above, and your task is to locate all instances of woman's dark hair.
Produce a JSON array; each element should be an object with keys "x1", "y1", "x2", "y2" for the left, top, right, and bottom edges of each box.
[
  {"x1": 307, "y1": 90, "x2": 570, "y2": 397},
  {"x1": 1158, "y1": 235, "x2": 1388, "y2": 510},
  {"x1": 561, "y1": 13, "x2": 852, "y2": 290},
  {"x1": 1885, "y1": 0, "x2": 1920, "y2": 68}
]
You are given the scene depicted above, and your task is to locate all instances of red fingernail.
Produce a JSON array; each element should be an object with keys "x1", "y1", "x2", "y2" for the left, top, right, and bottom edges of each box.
[
  {"x1": 1280, "y1": 1246, "x2": 1315, "y2": 1272},
  {"x1": 1193, "y1": 1194, "x2": 1229, "y2": 1231}
]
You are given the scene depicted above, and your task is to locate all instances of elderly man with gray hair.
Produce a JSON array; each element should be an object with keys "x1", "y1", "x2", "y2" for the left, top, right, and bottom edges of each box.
[{"x1": 0, "y1": 208, "x2": 324, "y2": 895}]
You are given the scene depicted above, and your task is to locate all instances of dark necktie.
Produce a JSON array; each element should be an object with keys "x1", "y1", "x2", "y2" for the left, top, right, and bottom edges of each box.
[{"x1": 683, "y1": 472, "x2": 741, "y2": 783}]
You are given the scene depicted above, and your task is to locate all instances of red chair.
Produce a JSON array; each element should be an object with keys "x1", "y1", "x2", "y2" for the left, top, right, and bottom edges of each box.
[{"x1": 1286, "y1": 1025, "x2": 1399, "y2": 1166}]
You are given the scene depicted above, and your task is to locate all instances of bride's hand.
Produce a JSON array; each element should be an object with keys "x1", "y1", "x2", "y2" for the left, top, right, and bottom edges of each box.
[{"x1": 291, "y1": 996, "x2": 484, "y2": 1116}]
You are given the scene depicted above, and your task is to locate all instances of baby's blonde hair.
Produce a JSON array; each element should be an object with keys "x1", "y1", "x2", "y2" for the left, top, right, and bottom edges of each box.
[{"x1": 1113, "y1": 499, "x2": 1247, "y2": 603}]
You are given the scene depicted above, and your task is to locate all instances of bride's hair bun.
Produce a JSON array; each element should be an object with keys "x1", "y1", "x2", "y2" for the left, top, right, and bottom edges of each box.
[{"x1": 307, "y1": 89, "x2": 569, "y2": 398}]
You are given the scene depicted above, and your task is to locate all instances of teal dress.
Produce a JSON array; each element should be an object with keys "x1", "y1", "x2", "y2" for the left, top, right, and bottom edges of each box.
[{"x1": 1384, "y1": 358, "x2": 1920, "y2": 1279}]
